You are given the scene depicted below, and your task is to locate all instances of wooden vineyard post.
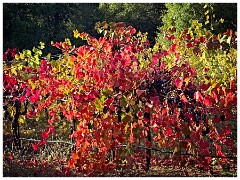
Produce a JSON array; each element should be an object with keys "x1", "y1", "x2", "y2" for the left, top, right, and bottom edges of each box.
[
  {"x1": 144, "y1": 112, "x2": 151, "y2": 171},
  {"x1": 12, "y1": 100, "x2": 22, "y2": 150},
  {"x1": 71, "y1": 118, "x2": 76, "y2": 151}
]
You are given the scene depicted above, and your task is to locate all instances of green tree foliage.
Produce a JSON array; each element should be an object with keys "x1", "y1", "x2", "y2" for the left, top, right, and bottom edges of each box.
[
  {"x1": 3, "y1": 3, "x2": 103, "y2": 54},
  {"x1": 99, "y1": 3, "x2": 166, "y2": 45},
  {"x1": 156, "y1": 3, "x2": 237, "y2": 45}
]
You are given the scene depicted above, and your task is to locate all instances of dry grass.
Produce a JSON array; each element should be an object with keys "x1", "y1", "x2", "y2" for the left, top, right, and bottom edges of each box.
[
  {"x1": 3, "y1": 117, "x2": 237, "y2": 177},
  {"x1": 3, "y1": 139, "x2": 237, "y2": 177}
]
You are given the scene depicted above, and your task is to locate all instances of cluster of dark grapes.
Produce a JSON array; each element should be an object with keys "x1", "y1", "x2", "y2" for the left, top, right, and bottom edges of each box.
[
  {"x1": 152, "y1": 79, "x2": 170, "y2": 96},
  {"x1": 145, "y1": 73, "x2": 213, "y2": 137}
]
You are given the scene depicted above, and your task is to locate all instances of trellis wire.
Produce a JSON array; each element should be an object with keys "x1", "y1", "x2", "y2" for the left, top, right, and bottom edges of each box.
[{"x1": 3, "y1": 137, "x2": 237, "y2": 159}]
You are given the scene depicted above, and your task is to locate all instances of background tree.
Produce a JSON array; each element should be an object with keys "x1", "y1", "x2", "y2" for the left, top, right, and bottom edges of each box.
[
  {"x1": 3, "y1": 3, "x2": 103, "y2": 54},
  {"x1": 156, "y1": 3, "x2": 237, "y2": 45},
  {"x1": 99, "y1": 3, "x2": 166, "y2": 45}
]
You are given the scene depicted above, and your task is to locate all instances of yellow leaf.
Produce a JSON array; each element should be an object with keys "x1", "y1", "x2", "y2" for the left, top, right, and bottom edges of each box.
[
  {"x1": 219, "y1": 18, "x2": 224, "y2": 23},
  {"x1": 73, "y1": 29, "x2": 80, "y2": 38},
  {"x1": 59, "y1": 85, "x2": 65, "y2": 91},
  {"x1": 124, "y1": 123, "x2": 130, "y2": 132},
  {"x1": 206, "y1": 15, "x2": 209, "y2": 21},
  {"x1": 68, "y1": 56, "x2": 75, "y2": 66},
  {"x1": 11, "y1": 68, "x2": 17, "y2": 76},
  {"x1": 184, "y1": 77, "x2": 191, "y2": 84},
  {"x1": 15, "y1": 54, "x2": 20, "y2": 60},
  {"x1": 205, "y1": 20, "x2": 209, "y2": 25},
  {"x1": 48, "y1": 155, "x2": 53, "y2": 162},
  {"x1": 36, "y1": 116, "x2": 40, "y2": 122},
  {"x1": 19, "y1": 115, "x2": 26, "y2": 124},
  {"x1": 28, "y1": 80, "x2": 36, "y2": 90},
  {"x1": 7, "y1": 105, "x2": 14, "y2": 116},
  {"x1": 20, "y1": 53, "x2": 25, "y2": 60},
  {"x1": 17, "y1": 65, "x2": 23, "y2": 70}
]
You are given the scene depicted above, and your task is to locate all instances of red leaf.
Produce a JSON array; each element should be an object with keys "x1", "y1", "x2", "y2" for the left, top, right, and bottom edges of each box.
[
  {"x1": 20, "y1": 96, "x2": 26, "y2": 103},
  {"x1": 29, "y1": 96, "x2": 36, "y2": 103},
  {"x1": 32, "y1": 144, "x2": 38, "y2": 151},
  {"x1": 199, "y1": 139, "x2": 209, "y2": 149},
  {"x1": 200, "y1": 83, "x2": 210, "y2": 91},
  {"x1": 169, "y1": 35, "x2": 175, "y2": 41},
  {"x1": 212, "y1": 117, "x2": 220, "y2": 124},
  {"x1": 89, "y1": 90, "x2": 99, "y2": 100},
  {"x1": 130, "y1": 28, "x2": 136, "y2": 35},
  {"x1": 39, "y1": 139, "x2": 47, "y2": 145},
  {"x1": 42, "y1": 132, "x2": 49, "y2": 139},
  {"x1": 224, "y1": 137, "x2": 232, "y2": 147},
  {"x1": 203, "y1": 96, "x2": 213, "y2": 107},
  {"x1": 185, "y1": 34, "x2": 192, "y2": 40},
  {"x1": 105, "y1": 97, "x2": 114, "y2": 107},
  {"x1": 165, "y1": 128, "x2": 172, "y2": 137},
  {"x1": 68, "y1": 159, "x2": 75, "y2": 169},
  {"x1": 200, "y1": 36, "x2": 206, "y2": 43},
  {"x1": 160, "y1": 61, "x2": 165, "y2": 70},
  {"x1": 7, "y1": 153, "x2": 14, "y2": 160},
  {"x1": 175, "y1": 77, "x2": 183, "y2": 89},
  {"x1": 48, "y1": 126, "x2": 55, "y2": 134},
  {"x1": 162, "y1": 50, "x2": 169, "y2": 57},
  {"x1": 150, "y1": 96, "x2": 160, "y2": 106},
  {"x1": 186, "y1": 42, "x2": 193, "y2": 48},
  {"x1": 222, "y1": 127, "x2": 231, "y2": 135},
  {"x1": 169, "y1": 44, "x2": 176, "y2": 52},
  {"x1": 194, "y1": 91, "x2": 203, "y2": 102}
]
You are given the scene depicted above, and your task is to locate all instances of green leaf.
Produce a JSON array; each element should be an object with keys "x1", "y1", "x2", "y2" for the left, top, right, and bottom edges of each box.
[
  {"x1": 46, "y1": 53, "x2": 51, "y2": 61},
  {"x1": 120, "y1": 97, "x2": 128, "y2": 108},
  {"x1": 102, "y1": 88, "x2": 112, "y2": 97},
  {"x1": 95, "y1": 97, "x2": 104, "y2": 111}
]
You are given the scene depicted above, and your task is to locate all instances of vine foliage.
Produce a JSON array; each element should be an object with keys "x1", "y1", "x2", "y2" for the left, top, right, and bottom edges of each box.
[{"x1": 3, "y1": 21, "x2": 237, "y2": 175}]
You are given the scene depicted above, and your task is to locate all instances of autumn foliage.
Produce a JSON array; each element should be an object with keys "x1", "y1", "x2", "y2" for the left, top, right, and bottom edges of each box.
[{"x1": 3, "y1": 21, "x2": 237, "y2": 176}]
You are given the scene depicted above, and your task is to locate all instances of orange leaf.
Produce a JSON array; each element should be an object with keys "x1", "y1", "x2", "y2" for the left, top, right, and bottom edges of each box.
[
  {"x1": 180, "y1": 93, "x2": 188, "y2": 103},
  {"x1": 136, "y1": 89, "x2": 146, "y2": 97},
  {"x1": 68, "y1": 159, "x2": 75, "y2": 168},
  {"x1": 158, "y1": 139, "x2": 166, "y2": 148},
  {"x1": 72, "y1": 152, "x2": 79, "y2": 161},
  {"x1": 129, "y1": 133, "x2": 134, "y2": 143}
]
